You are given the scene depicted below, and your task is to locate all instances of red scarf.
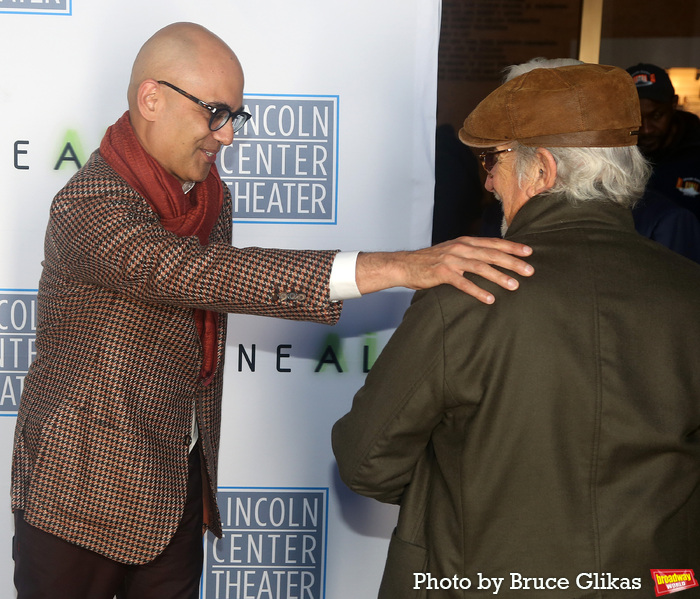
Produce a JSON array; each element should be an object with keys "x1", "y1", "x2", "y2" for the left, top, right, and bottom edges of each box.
[{"x1": 100, "y1": 111, "x2": 222, "y2": 384}]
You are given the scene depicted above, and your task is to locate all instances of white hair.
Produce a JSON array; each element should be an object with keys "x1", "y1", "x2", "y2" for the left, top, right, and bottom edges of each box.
[
  {"x1": 512, "y1": 143, "x2": 651, "y2": 208},
  {"x1": 503, "y1": 57, "x2": 583, "y2": 82}
]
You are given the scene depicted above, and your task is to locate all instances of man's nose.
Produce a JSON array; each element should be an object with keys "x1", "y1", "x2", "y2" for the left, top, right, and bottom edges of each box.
[{"x1": 212, "y1": 120, "x2": 235, "y2": 146}]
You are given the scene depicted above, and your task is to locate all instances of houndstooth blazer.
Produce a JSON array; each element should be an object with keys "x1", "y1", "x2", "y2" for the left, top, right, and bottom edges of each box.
[{"x1": 11, "y1": 151, "x2": 342, "y2": 565}]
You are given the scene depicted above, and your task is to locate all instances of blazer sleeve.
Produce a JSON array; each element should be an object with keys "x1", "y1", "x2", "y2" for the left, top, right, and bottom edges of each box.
[
  {"x1": 331, "y1": 289, "x2": 448, "y2": 504},
  {"x1": 43, "y1": 156, "x2": 341, "y2": 325}
]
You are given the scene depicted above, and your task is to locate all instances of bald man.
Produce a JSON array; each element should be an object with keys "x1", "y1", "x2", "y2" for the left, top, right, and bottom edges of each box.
[{"x1": 11, "y1": 23, "x2": 533, "y2": 598}]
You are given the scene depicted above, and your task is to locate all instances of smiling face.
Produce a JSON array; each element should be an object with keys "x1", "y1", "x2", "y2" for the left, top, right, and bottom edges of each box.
[
  {"x1": 151, "y1": 69, "x2": 243, "y2": 184},
  {"x1": 129, "y1": 23, "x2": 245, "y2": 184}
]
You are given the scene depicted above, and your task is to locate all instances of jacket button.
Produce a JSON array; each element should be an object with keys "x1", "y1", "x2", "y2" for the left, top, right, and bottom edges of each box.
[
  {"x1": 185, "y1": 434, "x2": 192, "y2": 446},
  {"x1": 277, "y1": 292, "x2": 288, "y2": 301}
]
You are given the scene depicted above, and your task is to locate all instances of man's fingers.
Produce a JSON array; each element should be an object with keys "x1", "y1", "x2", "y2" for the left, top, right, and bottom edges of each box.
[
  {"x1": 444, "y1": 238, "x2": 535, "y2": 277},
  {"x1": 451, "y1": 235, "x2": 533, "y2": 256},
  {"x1": 460, "y1": 260, "x2": 521, "y2": 291},
  {"x1": 423, "y1": 238, "x2": 536, "y2": 302},
  {"x1": 465, "y1": 249, "x2": 535, "y2": 278},
  {"x1": 451, "y1": 276, "x2": 496, "y2": 305}
]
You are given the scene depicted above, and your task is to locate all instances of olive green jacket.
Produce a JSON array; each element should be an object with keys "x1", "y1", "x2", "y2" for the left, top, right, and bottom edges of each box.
[{"x1": 333, "y1": 194, "x2": 700, "y2": 598}]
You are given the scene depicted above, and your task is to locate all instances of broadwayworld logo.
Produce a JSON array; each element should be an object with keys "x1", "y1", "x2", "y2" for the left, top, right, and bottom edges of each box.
[
  {"x1": 651, "y1": 569, "x2": 699, "y2": 596},
  {"x1": 203, "y1": 488, "x2": 327, "y2": 599},
  {"x1": 220, "y1": 95, "x2": 339, "y2": 224},
  {"x1": 0, "y1": 0, "x2": 71, "y2": 15},
  {"x1": 0, "y1": 291, "x2": 36, "y2": 414}
]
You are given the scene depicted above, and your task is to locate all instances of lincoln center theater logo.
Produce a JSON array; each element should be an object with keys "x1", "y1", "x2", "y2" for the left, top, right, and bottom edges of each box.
[
  {"x1": 203, "y1": 488, "x2": 328, "y2": 599},
  {"x1": 219, "y1": 95, "x2": 338, "y2": 224},
  {"x1": 0, "y1": 291, "x2": 36, "y2": 414},
  {"x1": 0, "y1": 0, "x2": 72, "y2": 15},
  {"x1": 651, "y1": 569, "x2": 699, "y2": 596}
]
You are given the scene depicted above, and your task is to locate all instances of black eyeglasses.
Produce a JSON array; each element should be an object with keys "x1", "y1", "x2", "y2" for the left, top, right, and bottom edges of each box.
[
  {"x1": 157, "y1": 80, "x2": 252, "y2": 133},
  {"x1": 479, "y1": 148, "x2": 514, "y2": 173}
]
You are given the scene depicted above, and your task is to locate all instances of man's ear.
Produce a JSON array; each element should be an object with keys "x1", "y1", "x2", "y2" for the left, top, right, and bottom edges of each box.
[
  {"x1": 135, "y1": 79, "x2": 161, "y2": 123},
  {"x1": 532, "y1": 147, "x2": 557, "y2": 195}
]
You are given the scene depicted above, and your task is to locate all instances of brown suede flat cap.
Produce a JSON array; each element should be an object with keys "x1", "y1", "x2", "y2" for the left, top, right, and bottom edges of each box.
[{"x1": 459, "y1": 64, "x2": 641, "y2": 148}]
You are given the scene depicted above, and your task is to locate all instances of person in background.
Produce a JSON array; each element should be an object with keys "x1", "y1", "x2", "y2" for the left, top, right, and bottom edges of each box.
[
  {"x1": 11, "y1": 22, "x2": 536, "y2": 599},
  {"x1": 333, "y1": 62, "x2": 700, "y2": 598},
  {"x1": 625, "y1": 62, "x2": 700, "y2": 261}
]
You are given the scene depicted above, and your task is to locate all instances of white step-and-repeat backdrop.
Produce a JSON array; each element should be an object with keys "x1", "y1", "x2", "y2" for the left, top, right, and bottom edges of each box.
[{"x1": 0, "y1": 0, "x2": 440, "y2": 596}]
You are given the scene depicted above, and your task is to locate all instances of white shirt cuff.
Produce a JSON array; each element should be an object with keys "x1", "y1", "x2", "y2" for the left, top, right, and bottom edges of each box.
[{"x1": 329, "y1": 251, "x2": 361, "y2": 300}]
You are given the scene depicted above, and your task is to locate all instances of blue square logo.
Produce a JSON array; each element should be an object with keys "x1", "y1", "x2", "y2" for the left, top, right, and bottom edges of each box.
[
  {"x1": 0, "y1": 0, "x2": 71, "y2": 15},
  {"x1": 0, "y1": 291, "x2": 36, "y2": 414},
  {"x1": 219, "y1": 95, "x2": 339, "y2": 224},
  {"x1": 203, "y1": 488, "x2": 328, "y2": 598}
]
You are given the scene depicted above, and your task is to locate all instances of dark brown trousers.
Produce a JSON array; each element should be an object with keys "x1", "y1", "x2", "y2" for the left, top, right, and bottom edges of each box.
[{"x1": 13, "y1": 446, "x2": 204, "y2": 599}]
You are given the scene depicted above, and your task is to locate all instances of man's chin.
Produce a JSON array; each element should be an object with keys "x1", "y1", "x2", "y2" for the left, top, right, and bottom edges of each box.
[
  {"x1": 192, "y1": 167, "x2": 213, "y2": 183},
  {"x1": 637, "y1": 138, "x2": 661, "y2": 155}
]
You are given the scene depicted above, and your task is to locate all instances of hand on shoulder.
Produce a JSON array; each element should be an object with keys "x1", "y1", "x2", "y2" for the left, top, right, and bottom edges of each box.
[{"x1": 355, "y1": 236, "x2": 534, "y2": 304}]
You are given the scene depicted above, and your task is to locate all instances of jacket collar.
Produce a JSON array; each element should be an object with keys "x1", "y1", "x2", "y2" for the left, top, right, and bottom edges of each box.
[{"x1": 504, "y1": 193, "x2": 636, "y2": 239}]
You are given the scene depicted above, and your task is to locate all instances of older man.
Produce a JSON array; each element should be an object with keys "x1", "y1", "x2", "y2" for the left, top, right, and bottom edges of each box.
[
  {"x1": 333, "y1": 63, "x2": 700, "y2": 598},
  {"x1": 11, "y1": 22, "x2": 535, "y2": 599}
]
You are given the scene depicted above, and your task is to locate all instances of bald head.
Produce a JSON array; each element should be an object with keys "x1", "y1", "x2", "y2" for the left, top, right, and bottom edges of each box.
[
  {"x1": 126, "y1": 23, "x2": 246, "y2": 184},
  {"x1": 128, "y1": 22, "x2": 243, "y2": 110}
]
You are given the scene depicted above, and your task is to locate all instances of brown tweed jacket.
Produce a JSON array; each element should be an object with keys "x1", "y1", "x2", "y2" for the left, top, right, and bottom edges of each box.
[{"x1": 11, "y1": 151, "x2": 342, "y2": 565}]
